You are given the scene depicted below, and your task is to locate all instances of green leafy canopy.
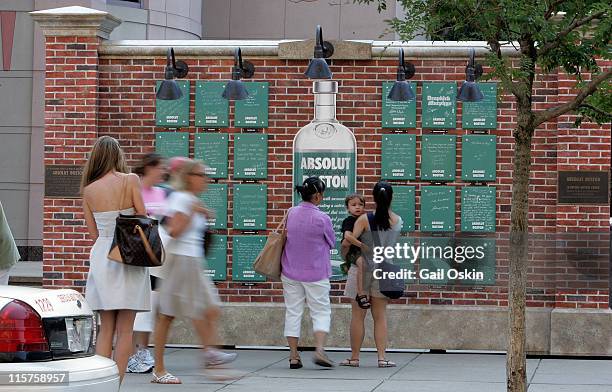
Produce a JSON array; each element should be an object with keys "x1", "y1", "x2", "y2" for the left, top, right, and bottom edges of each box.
[{"x1": 356, "y1": 0, "x2": 611, "y2": 125}]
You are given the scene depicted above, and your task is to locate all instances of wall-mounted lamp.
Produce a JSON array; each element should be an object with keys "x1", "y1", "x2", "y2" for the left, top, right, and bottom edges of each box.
[
  {"x1": 156, "y1": 48, "x2": 189, "y2": 100},
  {"x1": 222, "y1": 48, "x2": 255, "y2": 100},
  {"x1": 388, "y1": 48, "x2": 416, "y2": 101},
  {"x1": 304, "y1": 25, "x2": 334, "y2": 79},
  {"x1": 457, "y1": 48, "x2": 484, "y2": 102}
]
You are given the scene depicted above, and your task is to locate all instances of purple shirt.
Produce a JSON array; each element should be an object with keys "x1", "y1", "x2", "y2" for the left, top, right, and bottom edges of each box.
[{"x1": 281, "y1": 202, "x2": 335, "y2": 282}]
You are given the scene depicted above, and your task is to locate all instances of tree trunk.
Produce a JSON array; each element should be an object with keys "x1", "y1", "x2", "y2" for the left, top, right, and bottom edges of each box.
[{"x1": 507, "y1": 126, "x2": 532, "y2": 392}]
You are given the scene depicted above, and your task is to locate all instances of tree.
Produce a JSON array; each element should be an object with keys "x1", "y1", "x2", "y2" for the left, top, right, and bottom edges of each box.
[{"x1": 356, "y1": 1, "x2": 611, "y2": 391}]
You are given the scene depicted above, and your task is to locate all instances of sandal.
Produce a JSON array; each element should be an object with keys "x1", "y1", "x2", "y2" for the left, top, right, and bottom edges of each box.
[
  {"x1": 339, "y1": 358, "x2": 360, "y2": 367},
  {"x1": 355, "y1": 294, "x2": 371, "y2": 309},
  {"x1": 313, "y1": 350, "x2": 335, "y2": 368},
  {"x1": 151, "y1": 371, "x2": 182, "y2": 384},
  {"x1": 378, "y1": 359, "x2": 397, "y2": 368},
  {"x1": 289, "y1": 356, "x2": 303, "y2": 369}
]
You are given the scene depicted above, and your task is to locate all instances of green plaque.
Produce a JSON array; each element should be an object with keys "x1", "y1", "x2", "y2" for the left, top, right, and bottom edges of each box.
[
  {"x1": 194, "y1": 133, "x2": 228, "y2": 179},
  {"x1": 461, "y1": 186, "x2": 496, "y2": 232},
  {"x1": 232, "y1": 235, "x2": 266, "y2": 282},
  {"x1": 235, "y1": 82, "x2": 269, "y2": 128},
  {"x1": 420, "y1": 186, "x2": 455, "y2": 232},
  {"x1": 462, "y1": 83, "x2": 497, "y2": 129},
  {"x1": 418, "y1": 237, "x2": 453, "y2": 285},
  {"x1": 199, "y1": 184, "x2": 228, "y2": 229},
  {"x1": 396, "y1": 236, "x2": 417, "y2": 283},
  {"x1": 155, "y1": 132, "x2": 189, "y2": 159},
  {"x1": 382, "y1": 81, "x2": 416, "y2": 128},
  {"x1": 453, "y1": 238, "x2": 496, "y2": 285},
  {"x1": 461, "y1": 134, "x2": 496, "y2": 181},
  {"x1": 233, "y1": 184, "x2": 267, "y2": 230},
  {"x1": 233, "y1": 133, "x2": 268, "y2": 179},
  {"x1": 195, "y1": 81, "x2": 229, "y2": 128},
  {"x1": 155, "y1": 80, "x2": 190, "y2": 127},
  {"x1": 422, "y1": 82, "x2": 457, "y2": 129},
  {"x1": 203, "y1": 234, "x2": 227, "y2": 281},
  {"x1": 393, "y1": 186, "x2": 415, "y2": 232},
  {"x1": 381, "y1": 134, "x2": 416, "y2": 180},
  {"x1": 421, "y1": 135, "x2": 456, "y2": 181}
]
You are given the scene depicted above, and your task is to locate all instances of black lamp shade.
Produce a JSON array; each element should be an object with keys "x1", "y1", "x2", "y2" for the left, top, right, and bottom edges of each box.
[
  {"x1": 457, "y1": 81, "x2": 484, "y2": 102},
  {"x1": 222, "y1": 79, "x2": 249, "y2": 100},
  {"x1": 156, "y1": 79, "x2": 183, "y2": 100},
  {"x1": 388, "y1": 81, "x2": 415, "y2": 101},
  {"x1": 304, "y1": 58, "x2": 332, "y2": 79}
]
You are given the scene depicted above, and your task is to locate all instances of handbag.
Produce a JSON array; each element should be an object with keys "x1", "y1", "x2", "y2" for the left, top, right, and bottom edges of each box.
[
  {"x1": 253, "y1": 210, "x2": 289, "y2": 280},
  {"x1": 107, "y1": 175, "x2": 165, "y2": 267},
  {"x1": 367, "y1": 213, "x2": 404, "y2": 299}
]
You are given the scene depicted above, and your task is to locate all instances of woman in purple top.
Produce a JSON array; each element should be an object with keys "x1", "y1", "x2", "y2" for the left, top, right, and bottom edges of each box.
[{"x1": 282, "y1": 177, "x2": 336, "y2": 369}]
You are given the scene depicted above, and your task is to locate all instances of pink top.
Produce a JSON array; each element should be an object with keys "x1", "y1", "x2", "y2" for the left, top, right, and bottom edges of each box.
[{"x1": 141, "y1": 186, "x2": 167, "y2": 217}]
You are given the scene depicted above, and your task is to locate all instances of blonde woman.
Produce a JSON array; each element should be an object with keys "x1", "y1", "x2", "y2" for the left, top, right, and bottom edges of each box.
[
  {"x1": 81, "y1": 136, "x2": 151, "y2": 383},
  {"x1": 152, "y1": 159, "x2": 236, "y2": 384}
]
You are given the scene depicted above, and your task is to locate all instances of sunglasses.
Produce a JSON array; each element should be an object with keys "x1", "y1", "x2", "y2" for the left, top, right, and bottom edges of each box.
[{"x1": 189, "y1": 172, "x2": 206, "y2": 178}]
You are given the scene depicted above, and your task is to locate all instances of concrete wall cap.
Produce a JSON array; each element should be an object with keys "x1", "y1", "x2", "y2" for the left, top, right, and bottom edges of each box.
[
  {"x1": 30, "y1": 6, "x2": 122, "y2": 40},
  {"x1": 99, "y1": 40, "x2": 521, "y2": 58}
]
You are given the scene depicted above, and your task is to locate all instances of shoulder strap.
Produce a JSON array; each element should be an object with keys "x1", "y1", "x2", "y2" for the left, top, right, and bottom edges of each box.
[
  {"x1": 275, "y1": 208, "x2": 290, "y2": 233},
  {"x1": 367, "y1": 212, "x2": 377, "y2": 232},
  {"x1": 117, "y1": 174, "x2": 129, "y2": 211}
]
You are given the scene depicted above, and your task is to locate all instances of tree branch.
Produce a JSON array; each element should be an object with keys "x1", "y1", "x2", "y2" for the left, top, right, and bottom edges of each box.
[
  {"x1": 579, "y1": 104, "x2": 612, "y2": 119},
  {"x1": 534, "y1": 68, "x2": 612, "y2": 126},
  {"x1": 544, "y1": 0, "x2": 566, "y2": 20},
  {"x1": 539, "y1": 10, "x2": 607, "y2": 56}
]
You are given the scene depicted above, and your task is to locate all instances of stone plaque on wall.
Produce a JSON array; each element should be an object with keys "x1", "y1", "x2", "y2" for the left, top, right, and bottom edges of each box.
[
  {"x1": 422, "y1": 82, "x2": 457, "y2": 129},
  {"x1": 461, "y1": 186, "x2": 496, "y2": 232},
  {"x1": 233, "y1": 184, "x2": 267, "y2": 230},
  {"x1": 420, "y1": 186, "x2": 455, "y2": 232},
  {"x1": 155, "y1": 132, "x2": 189, "y2": 159},
  {"x1": 393, "y1": 186, "x2": 415, "y2": 232},
  {"x1": 195, "y1": 81, "x2": 229, "y2": 128},
  {"x1": 44, "y1": 165, "x2": 83, "y2": 198},
  {"x1": 234, "y1": 82, "x2": 269, "y2": 128},
  {"x1": 199, "y1": 184, "x2": 228, "y2": 229},
  {"x1": 203, "y1": 234, "x2": 227, "y2": 281},
  {"x1": 233, "y1": 133, "x2": 268, "y2": 179},
  {"x1": 382, "y1": 81, "x2": 417, "y2": 128},
  {"x1": 232, "y1": 236, "x2": 266, "y2": 282},
  {"x1": 155, "y1": 80, "x2": 190, "y2": 127},
  {"x1": 558, "y1": 171, "x2": 610, "y2": 204},
  {"x1": 194, "y1": 133, "x2": 228, "y2": 179},
  {"x1": 454, "y1": 237, "x2": 496, "y2": 285},
  {"x1": 461, "y1": 135, "x2": 496, "y2": 181},
  {"x1": 421, "y1": 135, "x2": 456, "y2": 181},
  {"x1": 381, "y1": 134, "x2": 416, "y2": 180},
  {"x1": 462, "y1": 83, "x2": 497, "y2": 129}
]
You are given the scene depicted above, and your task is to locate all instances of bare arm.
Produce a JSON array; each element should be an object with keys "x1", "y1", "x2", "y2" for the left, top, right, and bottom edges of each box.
[
  {"x1": 352, "y1": 215, "x2": 369, "y2": 252},
  {"x1": 167, "y1": 211, "x2": 191, "y2": 238},
  {"x1": 342, "y1": 231, "x2": 363, "y2": 248},
  {"x1": 82, "y1": 197, "x2": 98, "y2": 241}
]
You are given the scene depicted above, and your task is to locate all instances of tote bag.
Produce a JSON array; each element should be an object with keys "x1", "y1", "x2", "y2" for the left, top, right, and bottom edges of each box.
[{"x1": 253, "y1": 211, "x2": 289, "y2": 280}]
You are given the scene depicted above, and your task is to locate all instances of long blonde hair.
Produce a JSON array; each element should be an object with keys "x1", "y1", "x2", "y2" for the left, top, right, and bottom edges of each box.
[{"x1": 80, "y1": 136, "x2": 128, "y2": 193}]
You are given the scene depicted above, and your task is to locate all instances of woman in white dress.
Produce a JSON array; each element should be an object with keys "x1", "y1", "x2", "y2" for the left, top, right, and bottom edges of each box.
[{"x1": 81, "y1": 136, "x2": 151, "y2": 383}]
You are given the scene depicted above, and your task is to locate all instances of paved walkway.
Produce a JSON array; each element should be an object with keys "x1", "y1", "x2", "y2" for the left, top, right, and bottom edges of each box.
[{"x1": 122, "y1": 348, "x2": 612, "y2": 391}]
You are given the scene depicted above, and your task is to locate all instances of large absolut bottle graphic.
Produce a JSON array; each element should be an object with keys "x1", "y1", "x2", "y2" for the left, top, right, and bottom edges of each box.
[{"x1": 293, "y1": 80, "x2": 357, "y2": 279}]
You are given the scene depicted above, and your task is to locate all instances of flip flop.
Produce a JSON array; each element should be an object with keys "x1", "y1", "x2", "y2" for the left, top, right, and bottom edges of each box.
[
  {"x1": 313, "y1": 350, "x2": 335, "y2": 368},
  {"x1": 378, "y1": 359, "x2": 397, "y2": 368},
  {"x1": 339, "y1": 358, "x2": 360, "y2": 367},
  {"x1": 355, "y1": 294, "x2": 371, "y2": 309},
  {"x1": 151, "y1": 371, "x2": 182, "y2": 384}
]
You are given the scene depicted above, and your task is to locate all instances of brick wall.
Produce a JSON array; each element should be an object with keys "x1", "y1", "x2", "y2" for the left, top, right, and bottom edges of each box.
[{"x1": 41, "y1": 43, "x2": 611, "y2": 309}]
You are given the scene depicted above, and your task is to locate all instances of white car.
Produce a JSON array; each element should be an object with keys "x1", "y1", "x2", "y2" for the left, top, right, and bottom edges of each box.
[{"x1": 0, "y1": 286, "x2": 119, "y2": 391}]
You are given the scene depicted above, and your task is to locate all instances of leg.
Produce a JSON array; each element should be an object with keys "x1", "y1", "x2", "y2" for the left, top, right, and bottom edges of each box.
[
  {"x1": 153, "y1": 313, "x2": 174, "y2": 376},
  {"x1": 356, "y1": 257, "x2": 366, "y2": 296},
  {"x1": 114, "y1": 310, "x2": 137, "y2": 383},
  {"x1": 192, "y1": 306, "x2": 220, "y2": 347},
  {"x1": 370, "y1": 296, "x2": 389, "y2": 361},
  {"x1": 96, "y1": 310, "x2": 117, "y2": 358},
  {"x1": 304, "y1": 279, "x2": 334, "y2": 367},
  {"x1": 350, "y1": 300, "x2": 368, "y2": 360},
  {"x1": 281, "y1": 275, "x2": 306, "y2": 362},
  {"x1": 132, "y1": 332, "x2": 150, "y2": 353}
]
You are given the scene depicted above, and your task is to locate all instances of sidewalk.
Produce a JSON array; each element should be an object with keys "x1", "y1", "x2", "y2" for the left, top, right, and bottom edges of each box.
[{"x1": 122, "y1": 348, "x2": 612, "y2": 391}]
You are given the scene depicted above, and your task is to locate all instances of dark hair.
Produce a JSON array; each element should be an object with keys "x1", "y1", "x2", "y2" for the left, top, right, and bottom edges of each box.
[
  {"x1": 345, "y1": 193, "x2": 365, "y2": 207},
  {"x1": 295, "y1": 177, "x2": 326, "y2": 202},
  {"x1": 132, "y1": 153, "x2": 163, "y2": 177},
  {"x1": 372, "y1": 181, "x2": 393, "y2": 230}
]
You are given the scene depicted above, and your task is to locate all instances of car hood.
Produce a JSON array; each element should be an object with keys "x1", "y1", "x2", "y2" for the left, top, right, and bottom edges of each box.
[{"x1": 0, "y1": 286, "x2": 93, "y2": 318}]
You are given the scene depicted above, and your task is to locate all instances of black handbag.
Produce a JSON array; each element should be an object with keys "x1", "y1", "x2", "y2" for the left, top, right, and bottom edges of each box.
[
  {"x1": 107, "y1": 175, "x2": 165, "y2": 267},
  {"x1": 367, "y1": 213, "x2": 404, "y2": 299}
]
